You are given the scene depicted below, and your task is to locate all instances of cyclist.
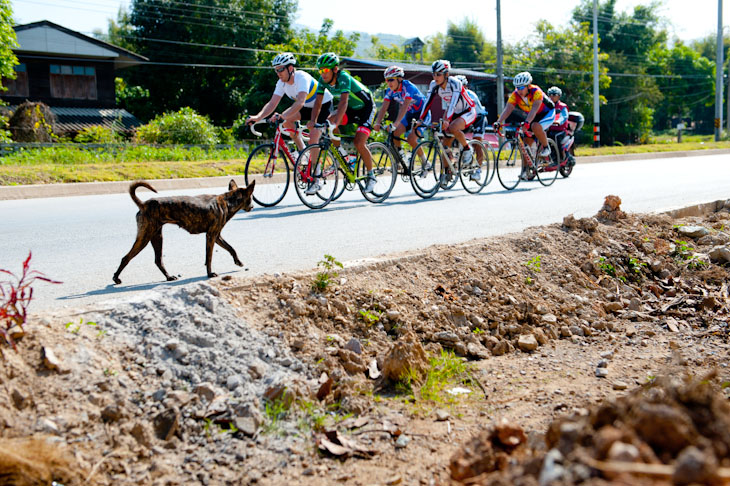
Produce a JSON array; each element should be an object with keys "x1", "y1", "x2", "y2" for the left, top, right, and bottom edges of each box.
[
  {"x1": 454, "y1": 75, "x2": 488, "y2": 181},
  {"x1": 311, "y1": 52, "x2": 377, "y2": 194},
  {"x1": 247, "y1": 52, "x2": 333, "y2": 158},
  {"x1": 373, "y1": 65, "x2": 430, "y2": 162},
  {"x1": 493, "y1": 71, "x2": 555, "y2": 160},
  {"x1": 419, "y1": 60, "x2": 477, "y2": 182},
  {"x1": 546, "y1": 86, "x2": 573, "y2": 166}
]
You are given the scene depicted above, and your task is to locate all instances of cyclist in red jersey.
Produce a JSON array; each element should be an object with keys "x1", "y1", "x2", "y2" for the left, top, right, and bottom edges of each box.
[{"x1": 493, "y1": 71, "x2": 555, "y2": 158}]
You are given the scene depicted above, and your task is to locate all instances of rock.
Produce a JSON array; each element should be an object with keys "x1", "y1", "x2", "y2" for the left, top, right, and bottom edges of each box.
[
  {"x1": 41, "y1": 346, "x2": 66, "y2": 372},
  {"x1": 367, "y1": 359, "x2": 381, "y2": 379},
  {"x1": 673, "y1": 446, "x2": 717, "y2": 485},
  {"x1": 338, "y1": 349, "x2": 366, "y2": 374},
  {"x1": 435, "y1": 409, "x2": 450, "y2": 422},
  {"x1": 233, "y1": 416, "x2": 257, "y2": 437},
  {"x1": 344, "y1": 338, "x2": 362, "y2": 355},
  {"x1": 539, "y1": 449, "x2": 567, "y2": 486},
  {"x1": 434, "y1": 331, "x2": 460, "y2": 345},
  {"x1": 595, "y1": 368, "x2": 609, "y2": 378},
  {"x1": 153, "y1": 407, "x2": 181, "y2": 441},
  {"x1": 709, "y1": 245, "x2": 730, "y2": 264},
  {"x1": 382, "y1": 332, "x2": 428, "y2": 382},
  {"x1": 130, "y1": 421, "x2": 153, "y2": 447},
  {"x1": 395, "y1": 435, "x2": 410, "y2": 448},
  {"x1": 607, "y1": 441, "x2": 639, "y2": 462},
  {"x1": 193, "y1": 383, "x2": 218, "y2": 402},
  {"x1": 612, "y1": 381, "x2": 628, "y2": 390},
  {"x1": 541, "y1": 314, "x2": 558, "y2": 324},
  {"x1": 603, "y1": 302, "x2": 623, "y2": 313},
  {"x1": 386, "y1": 309, "x2": 401, "y2": 320},
  {"x1": 248, "y1": 361, "x2": 268, "y2": 380},
  {"x1": 517, "y1": 334, "x2": 538, "y2": 352},
  {"x1": 38, "y1": 418, "x2": 60, "y2": 435},
  {"x1": 666, "y1": 317, "x2": 680, "y2": 333},
  {"x1": 676, "y1": 226, "x2": 710, "y2": 238},
  {"x1": 490, "y1": 340, "x2": 511, "y2": 356},
  {"x1": 226, "y1": 375, "x2": 244, "y2": 390},
  {"x1": 560, "y1": 326, "x2": 572, "y2": 338},
  {"x1": 466, "y1": 342, "x2": 489, "y2": 360},
  {"x1": 628, "y1": 298, "x2": 641, "y2": 311},
  {"x1": 597, "y1": 359, "x2": 609, "y2": 368},
  {"x1": 101, "y1": 404, "x2": 124, "y2": 422}
]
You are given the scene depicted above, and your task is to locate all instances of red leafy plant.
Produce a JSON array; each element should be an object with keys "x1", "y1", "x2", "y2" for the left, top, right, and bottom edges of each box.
[{"x1": 0, "y1": 252, "x2": 61, "y2": 350}]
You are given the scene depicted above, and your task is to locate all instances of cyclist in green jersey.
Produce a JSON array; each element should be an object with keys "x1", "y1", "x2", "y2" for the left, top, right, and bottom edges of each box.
[{"x1": 311, "y1": 52, "x2": 377, "y2": 194}]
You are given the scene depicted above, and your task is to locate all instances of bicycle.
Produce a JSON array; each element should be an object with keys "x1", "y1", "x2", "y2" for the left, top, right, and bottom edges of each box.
[
  {"x1": 494, "y1": 123, "x2": 559, "y2": 191},
  {"x1": 244, "y1": 120, "x2": 308, "y2": 207},
  {"x1": 294, "y1": 122, "x2": 397, "y2": 209}
]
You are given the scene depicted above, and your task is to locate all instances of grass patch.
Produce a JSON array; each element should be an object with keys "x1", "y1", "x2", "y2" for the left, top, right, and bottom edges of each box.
[{"x1": 576, "y1": 136, "x2": 730, "y2": 157}]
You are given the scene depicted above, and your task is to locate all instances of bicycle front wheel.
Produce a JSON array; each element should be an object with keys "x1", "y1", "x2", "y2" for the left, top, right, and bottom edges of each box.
[
  {"x1": 293, "y1": 145, "x2": 339, "y2": 210},
  {"x1": 409, "y1": 140, "x2": 442, "y2": 199},
  {"x1": 534, "y1": 139, "x2": 559, "y2": 187},
  {"x1": 459, "y1": 140, "x2": 490, "y2": 194},
  {"x1": 244, "y1": 143, "x2": 290, "y2": 207},
  {"x1": 496, "y1": 139, "x2": 522, "y2": 191},
  {"x1": 358, "y1": 142, "x2": 397, "y2": 203}
]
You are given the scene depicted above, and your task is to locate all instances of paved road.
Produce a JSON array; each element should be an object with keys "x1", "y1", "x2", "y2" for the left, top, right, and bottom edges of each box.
[{"x1": 1, "y1": 153, "x2": 728, "y2": 312}]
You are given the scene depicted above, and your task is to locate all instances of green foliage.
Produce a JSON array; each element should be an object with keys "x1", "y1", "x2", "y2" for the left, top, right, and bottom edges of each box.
[
  {"x1": 65, "y1": 318, "x2": 98, "y2": 334},
  {"x1": 73, "y1": 125, "x2": 122, "y2": 144},
  {"x1": 0, "y1": 114, "x2": 11, "y2": 143},
  {"x1": 442, "y1": 18, "x2": 495, "y2": 67},
  {"x1": 358, "y1": 309, "x2": 380, "y2": 325},
  {"x1": 312, "y1": 254, "x2": 343, "y2": 292},
  {"x1": 115, "y1": 77, "x2": 154, "y2": 123},
  {"x1": 524, "y1": 255, "x2": 542, "y2": 273},
  {"x1": 419, "y1": 350, "x2": 470, "y2": 403},
  {"x1": 472, "y1": 327, "x2": 484, "y2": 335},
  {"x1": 672, "y1": 240, "x2": 708, "y2": 269},
  {"x1": 627, "y1": 257, "x2": 646, "y2": 274},
  {"x1": 134, "y1": 107, "x2": 219, "y2": 145},
  {"x1": 597, "y1": 256, "x2": 616, "y2": 277},
  {"x1": 0, "y1": 0, "x2": 19, "y2": 85},
  {"x1": 367, "y1": 35, "x2": 406, "y2": 61}
]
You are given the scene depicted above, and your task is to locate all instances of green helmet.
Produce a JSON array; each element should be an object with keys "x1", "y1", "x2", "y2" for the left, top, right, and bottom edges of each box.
[{"x1": 316, "y1": 52, "x2": 340, "y2": 69}]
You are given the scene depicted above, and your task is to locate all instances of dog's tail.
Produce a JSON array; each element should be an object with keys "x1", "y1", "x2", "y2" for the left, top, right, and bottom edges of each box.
[{"x1": 129, "y1": 181, "x2": 157, "y2": 209}]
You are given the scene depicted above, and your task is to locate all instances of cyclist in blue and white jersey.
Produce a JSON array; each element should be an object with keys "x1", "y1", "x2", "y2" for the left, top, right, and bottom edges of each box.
[
  {"x1": 247, "y1": 52, "x2": 333, "y2": 154},
  {"x1": 419, "y1": 60, "x2": 477, "y2": 176},
  {"x1": 454, "y1": 75, "x2": 488, "y2": 181},
  {"x1": 373, "y1": 65, "x2": 431, "y2": 161}
]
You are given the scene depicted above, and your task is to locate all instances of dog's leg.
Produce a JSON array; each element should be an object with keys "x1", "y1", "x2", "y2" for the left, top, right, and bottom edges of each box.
[
  {"x1": 216, "y1": 236, "x2": 242, "y2": 267},
  {"x1": 205, "y1": 233, "x2": 218, "y2": 278},
  {"x1": 151, "y1": 230, "x2": 177, "y2": 282},
  {"x1": 113, "y1": 230, "x2": 153, "y2": 284}
]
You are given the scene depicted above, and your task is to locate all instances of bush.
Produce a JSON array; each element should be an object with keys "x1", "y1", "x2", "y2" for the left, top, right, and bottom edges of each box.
[
  {"x1": 133, "y1": 107, "x2": 219, "y2": 145},
  {"x1": 7, "y1": 101, "x2": 56, "y2": 142},
  {"x1": 73, "y1": 125, "x2": 121, "y2": 144},
  {"x1": 215, "y1": 126, "x2": 235, "y2": 145},
  {"x1": 0, "y1": 114, "x2": 10, "y2": 143},
  {"x1": 231, "y1": 114, "x2": 250, "y2": 141}
]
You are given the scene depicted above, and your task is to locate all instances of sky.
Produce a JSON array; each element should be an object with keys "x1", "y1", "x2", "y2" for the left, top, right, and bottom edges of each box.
[{"x1": 8, "y1": 0, "x2": 729, "y2": 45}]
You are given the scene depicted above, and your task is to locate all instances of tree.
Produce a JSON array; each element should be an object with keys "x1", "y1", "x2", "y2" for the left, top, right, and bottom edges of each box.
[
  {"x1": 442, "y1": 18, "x2": 495, "y2": 69},
  {"x1": 367, "y1": 36, "x2": 406, "y2": 61},
  {"x1": 0, "y1": 0, "x2": 19, "y2": 89},
  {"x1": 117, "y1": 0, "x2": 296, "y2": 125}
]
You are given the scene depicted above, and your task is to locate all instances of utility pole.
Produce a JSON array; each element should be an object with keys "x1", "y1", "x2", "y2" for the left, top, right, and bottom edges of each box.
[
  {"x1": 715, "y1": 0, "x2": 723, "y2": 141},
  {"x1": 593, "y1": 0, "x2": 600, "y2": 147},
  {"x1": 496, "y1": 0, "x2": 504, "y2": 117}
]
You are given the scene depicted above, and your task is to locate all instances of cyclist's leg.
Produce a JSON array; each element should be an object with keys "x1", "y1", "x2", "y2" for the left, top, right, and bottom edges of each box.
[
  {"x1": 531, "y1": 109, "x2": 555, "y2": 155},
  {"x1": 282, "y1": 113, "x2": 305, "y2": 151}
]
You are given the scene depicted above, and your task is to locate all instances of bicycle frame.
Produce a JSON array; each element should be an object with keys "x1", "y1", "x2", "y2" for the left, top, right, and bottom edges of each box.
[
  {"x1": 249, "y1": 121, "x2": 306, "y2": 174},
  {"x1": 419, "y1": 122, "x2": 457, "y2": 173},
  {"x1": 306, "y1": 122, "x2": 366, "y2": 186},
  {"x1": 498, "y1": 125, "x2": 537, "y2": 172}
]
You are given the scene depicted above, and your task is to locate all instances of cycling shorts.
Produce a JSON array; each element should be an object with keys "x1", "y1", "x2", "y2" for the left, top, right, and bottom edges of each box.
[
  {"x1": 469, "y1": 112, "x2": 488, "y2": 138},
  {"x1": 341, "y1": 90, "x2": 374, "y2": 136},
  {"x1": 507, "y1": 108, "x2": 555, "y2": 131},
  {"x1": 299, "y1": 101, "x2": 332, "y2": 124},
  {"x1": 452, "y1": 106, "x2": 477, "y2": 128},
  {"x1": 401, "y1": 110, "x2": 431, "y2": 137}
]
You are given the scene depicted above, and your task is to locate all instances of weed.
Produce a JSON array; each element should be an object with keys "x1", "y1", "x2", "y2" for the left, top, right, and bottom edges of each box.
[
  {"x1": 65, "y1": 318, "x2": 98, "y2": 334},
  {"x1": 627, "y1": 257, "x2": 647, "y2": 274},
  {"x1": 525, "y1": 276, "x2": 534, "y2": 285},
  {"x1": 358, "y1": 309, "x2": 380, "y2": 325},
  {"x1": 263, "y1": 395, "x2": 290, "y2": 434},
  {"x1": 597, "y1": 256, "x2": 616, "y2": 277},
  {"x1": 103, "y1": 368, "x2": 118, "y2": 377},
  {"x1": 672, "y1": 240, "x2": 708, "y2": 269},
  {"x1": 472, "y1": 327, "x2": 484, "y2": 335},
  {"x1": 419, "y1": 350, "x2": 472, "y2": 404},
  {"x1": 312, "y1": 254, "x2": 343, "y2": 292},
  {"x1": 0, "y1": 252, "x2": 61, "y2": 350},
  {"x1": 524, "y1": 255, "x2": 542, "y2": 272}
]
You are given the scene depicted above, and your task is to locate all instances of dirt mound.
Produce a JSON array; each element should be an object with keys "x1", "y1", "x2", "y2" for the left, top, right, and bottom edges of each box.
[{"x1": 1, "y1": 197, "x2": 729, "y2": 485}]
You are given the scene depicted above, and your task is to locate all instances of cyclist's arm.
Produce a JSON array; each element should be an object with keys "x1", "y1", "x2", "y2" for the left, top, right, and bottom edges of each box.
[
  {"x1": 373, "y1": 98, "x2": 391, "y2": 129},
  {"x1": 496, "y1": 103, "x2": 515, "y2": 125},
  {"x1": 332, "y1": 92, "x2": 349, "y2": 126},
  {"x1": 280, "y1": 91, "x2": 307, "y2": 121},
  {"x1": 309, "y1": 93, "x2": 324, "y2": 128},
  {"x1": 249, "y1": 94, "x2": 282, "y2": 123},
  {"x1": 420, "y1": 83, "x2": 437, "y2": 120},
  {"x1": 525, "y1": 100, "x2": 541, "y2": 124}
]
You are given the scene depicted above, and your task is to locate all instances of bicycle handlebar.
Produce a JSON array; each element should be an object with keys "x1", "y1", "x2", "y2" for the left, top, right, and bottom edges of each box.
[
  {"x1": 249, "y1": 119, "x2": 305, "y2": 138},
  {"x1": 311, "y1": 121, "x2": 340, "y2": 142}
]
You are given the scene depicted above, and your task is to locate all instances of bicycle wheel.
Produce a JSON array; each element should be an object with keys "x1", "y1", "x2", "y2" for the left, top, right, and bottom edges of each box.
[
  {"x1": 244, "y1": 143, "x2": 290, "y2": 207},
  {"x1": 358, "y1": 142, "x2": 397, "y2": 203},
  {"x1": 409, "y1": 140, "x2": 442, "y2": 199},
  {"x1": 560, "y1": 148, "x2": 575, "y2": 178},
  {"x1": 439, "y1": 141, "x2": 460, "y2": 191},
  {"x1": 459, "y1": 140, "x2": 490, "y2": 194},
  {"x1": 534, "y1": 139, "x2": 559, "y2": 187},
  {"x1": 293, "y1": 145, "x2": 339, "y2": 210},
  {"x1": 496, "y1": 139, "x2": 522, "y2": 190}
]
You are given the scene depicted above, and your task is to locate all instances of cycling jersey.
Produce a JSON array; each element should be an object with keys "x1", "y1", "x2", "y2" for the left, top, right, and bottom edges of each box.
[
  {"x1": 549, "y1": 100, "x2": 569, "y2": 132},
  {"x1": 384, "y1": 79, "x2": 426, "y2": 114},
  {"x1": 466, "y1": 88, "x2": 487, "y2": 116},
  {"x1": 316, "y1": 69, "x2": 371, "y2": 111},
  {"x1": 274, "y1": 70, "x2": 332, "y2": 108},
  {"x1": 421, "y1": 76, "x2": 475, "y2": 121},
  {"x1": 507, "y1": 84, "x2": 554, "y2": 115}
]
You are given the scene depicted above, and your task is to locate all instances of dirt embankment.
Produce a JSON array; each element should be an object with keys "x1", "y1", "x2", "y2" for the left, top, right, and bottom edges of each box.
[{"x1": 1, "y1": 196, "x2": 729, "y2": 486}]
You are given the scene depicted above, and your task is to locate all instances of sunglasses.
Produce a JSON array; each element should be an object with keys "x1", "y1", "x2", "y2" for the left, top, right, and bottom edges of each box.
[
  {"x1": 386, "y1": 78, "x2": 398, "y2": 82},
  {"x1": 515, "y1": 85, "x2": 528, "y2": 90},
  {"x1": 274, "y1": 66, "x2": 288, "y2": 73},
  {"x1": 319, "y1": 67, "x2": 333, "y2": 75},
  {"x1": 433, "y1": 72, "x2": 444, "y2": 77}
]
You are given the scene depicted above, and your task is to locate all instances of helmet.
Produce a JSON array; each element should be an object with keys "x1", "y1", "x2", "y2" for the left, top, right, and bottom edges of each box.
[
  {"x1": 513, "y1": 71, "x2": 532, "y2": 88},
  {"x1": 431, "y1": 59, "x2": 450, "y2": 73},
  {"x1": 454, "y1": 75, "x2": 468, "y2": 86},
  {"x1": 547, "y1": 86, "x2": 562, "y2": 97},
  {"x1": 316, "y1": 52, "x2": 340, "y2": 69},
  {"x1": 271, "y1": 52, "x2": 296, "y2": 68},
  {"x1": 384, "y1": 65, "x2": 405, "y2": 79}
]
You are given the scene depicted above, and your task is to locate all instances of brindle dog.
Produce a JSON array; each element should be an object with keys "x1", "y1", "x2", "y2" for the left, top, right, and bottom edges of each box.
[{"x1": 113, "y1": 179, "x2": 255, "y2": 284}]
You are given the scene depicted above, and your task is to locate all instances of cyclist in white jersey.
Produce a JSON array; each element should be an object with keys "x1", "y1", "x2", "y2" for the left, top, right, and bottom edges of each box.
[
  {"x1": 419, "y1": 60, "x2": 477, "y2": 177},
  {"x1": 247, "y1": 52, "x2": 334, "y2": 152}
]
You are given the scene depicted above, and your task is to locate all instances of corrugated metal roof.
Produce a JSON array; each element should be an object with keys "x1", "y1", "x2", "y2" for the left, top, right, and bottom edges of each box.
[{"x1": 343, "y1": 57, "x2": 499, "y2": 80}]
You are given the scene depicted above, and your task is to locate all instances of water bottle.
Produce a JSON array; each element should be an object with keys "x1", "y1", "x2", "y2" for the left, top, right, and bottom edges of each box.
[
  {"x1": 338, "y1": 146, "x2": 356, "y2": 170},
  {"x1": 291, "y1": 150, "x2": 300, "y2": 162},
  {"x1": 398, "y1": 149, "x2": 409, "y2": 163}
]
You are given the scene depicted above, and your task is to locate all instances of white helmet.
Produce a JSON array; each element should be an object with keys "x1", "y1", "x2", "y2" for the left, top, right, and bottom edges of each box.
[
  {"x1": 431, "y1": 59, "x2": 450, "y2": 73},
  {"x1": 513, "y1": 71, "x2": 532, "y2": 88},
  {"x1": 454, "y1": 75, "x2": 468, "y2": 86},
  {"x1": 384, "y1": 65, "x2": 405, "y2": 78},
  {"x1": 271, "y1": 52, "x2": 296, "y2": 68},
  {"x1": 547, "y1": 86, "x2": 562, "y2": 97}
]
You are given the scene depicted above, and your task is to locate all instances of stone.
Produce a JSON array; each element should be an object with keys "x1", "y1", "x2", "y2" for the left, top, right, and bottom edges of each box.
[
  {"x1": 435, "y1": 410, "x2": 450, "y2": 422},
  {"x1": 466, "y1": 342, "x2": 489, "y2": 360},
  {"x1": 233, "y1": 416, "x2": 257, "y2": 437},
  {"x1": 541, "y1": 314, "x2": 558, "y2": 324},
  {"x1": 226, "y1": 375, "x2": 244, "y2": 390},
  {"x1": 607, "y1": 441, "x2": 639, "y2": 462},
  {"x1": 666, "y1": 318, "x2": 680, "y2": 333},
  {"x1": 344, "y1": 338, "x2": 362, "y2": 355},
  {"x1": 560, "y1": 326, "x2": 572, "y2": 338},
  {"x1": 673, "y1": 446, "x2": 717, "y2": 485},
  {"x1": 193, "y1": 383, "x2": 218, "y2": 402},
  {"x1": 395, "y1": 435, "x2": 410, "y2": 448},
  {"x1": 41, "y1": 346, "x2": 65, "y2": 372},
  {"x1": 603, "y1": 302, "x2": 623, "y2": 313},
  {"x1": 153, "y1": 407, "x2": 181, "y2": 441},
  {"x1": 382, "y1": 332, "x2": 429, "y2": 382},
  {"x1": 595, "y1": 368, "x2": 609, "y2": 378},
  {"x1": 101, "y1": 404, "x2": 124, "y2": 422},
  {"x1": 676, "y1": 226, "x2": 710, "y2": 238},
  {"x1": 709, "y1": 246, "x2": 730, "y2": 264},
  {"x1": 130, "y1": 422, "x2": 153, "y2": 447},
  {"x1": 517, "y1": 334, "x2": 538, "y2": 352},
  {"x1": 612, "y1": 381, "x2": 628, "y2": 390}
]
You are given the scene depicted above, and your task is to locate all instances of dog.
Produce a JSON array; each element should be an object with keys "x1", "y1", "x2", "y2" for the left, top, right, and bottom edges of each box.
[{"x1": 113, "y1": 179, "x2": 255, "y2": 284}]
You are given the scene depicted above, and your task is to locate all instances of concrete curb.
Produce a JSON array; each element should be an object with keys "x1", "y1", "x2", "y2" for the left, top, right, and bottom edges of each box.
[{"x1": 1, "y1": 148, "x2": 729, "y2": 200}]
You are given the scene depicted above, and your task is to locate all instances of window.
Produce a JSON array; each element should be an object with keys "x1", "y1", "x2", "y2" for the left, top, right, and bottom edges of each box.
[
  {"x1": 1, "y1": 63, "x2": 29, "y2": 97},
  {"x1": 50, "y1": 64, "x2": 97, "y2": 100}
]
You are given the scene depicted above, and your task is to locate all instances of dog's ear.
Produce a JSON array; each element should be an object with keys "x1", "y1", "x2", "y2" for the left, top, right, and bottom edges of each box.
[
  {"x1": 229, "y1": 179, "x2": 239, "y2": 191},
  {"x1": 245, "y1": 180, "x2": 255, "y2": 194}
]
